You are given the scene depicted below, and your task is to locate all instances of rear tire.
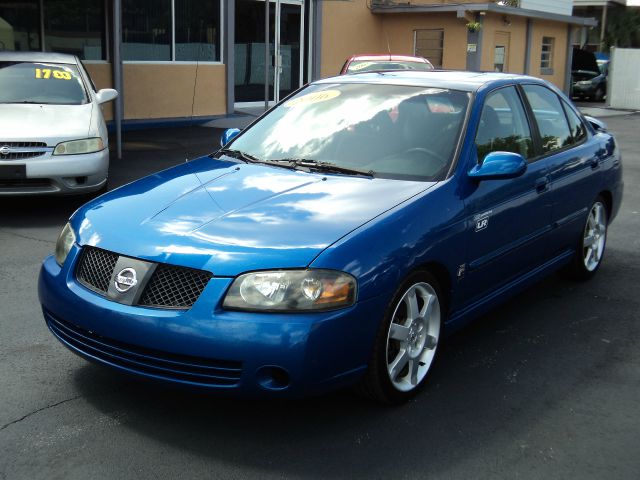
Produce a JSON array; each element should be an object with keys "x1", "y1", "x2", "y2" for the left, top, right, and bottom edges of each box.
[
  {"x1": 358, "y1": 271, "x2": 443, "y2": 404},
  {"x1": 565, "y1": 196, "x2": 608, "y2": 280}
]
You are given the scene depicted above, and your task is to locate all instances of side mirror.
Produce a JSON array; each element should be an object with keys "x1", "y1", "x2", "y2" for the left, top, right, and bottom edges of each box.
[
  {"x1": 468, "y1": 151, "x2": 527, "y2": 180},
  {"x1": 584, "y1": 115, "x2": 607, "y2": 132},
  {"x1": 220, "y1": 128, "x2": 241, "y2": 147},
  {"x1": 95, "y1": 88, "x2": 118, "y2": 104}
]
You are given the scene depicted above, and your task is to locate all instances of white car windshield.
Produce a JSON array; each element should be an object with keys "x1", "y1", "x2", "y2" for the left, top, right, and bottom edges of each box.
[
  {"x1": 0, "y1": 61, "x2": 88, "y2": 105},
  {"x1": 227, "y1": 83, "x2": 470, "y2": 180}
]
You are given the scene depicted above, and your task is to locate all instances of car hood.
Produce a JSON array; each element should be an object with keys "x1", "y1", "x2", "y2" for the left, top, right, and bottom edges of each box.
[
  {"x1": 73, "y1": 157, "x2": 434, "y2": 276},
  {"x1": 572, "y1": 70, "x2": 600, "y2": 82},
  {"x1": 0, "y1": 103, "x2": 93, "y2": 142}
]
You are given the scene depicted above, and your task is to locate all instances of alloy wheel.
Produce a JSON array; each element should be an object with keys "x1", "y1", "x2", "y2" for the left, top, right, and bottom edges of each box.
[{"x1": 385, "y1": 282, "x2": 440, "y2": 392}]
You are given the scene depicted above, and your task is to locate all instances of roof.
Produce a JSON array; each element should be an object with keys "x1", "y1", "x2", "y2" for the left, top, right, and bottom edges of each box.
[
  {"x1": 371, "y1": 2, "x2": 598, "y2": 26},
  {"x1": 316, "y1": 70, "x2": 544, "y2": 92},
  {"x1": 0, "y1": 51, "x2": 78, "y2": 64}
]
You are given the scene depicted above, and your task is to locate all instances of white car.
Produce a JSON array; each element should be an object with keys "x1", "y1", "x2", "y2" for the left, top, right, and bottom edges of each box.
[{"x1": 0, "y1": 52, "x2": 117, "y2": 195}]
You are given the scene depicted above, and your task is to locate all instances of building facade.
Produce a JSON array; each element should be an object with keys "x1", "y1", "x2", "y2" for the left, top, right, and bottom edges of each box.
[{"x1": 0, "y1": 0, "x2": 594, "y2": 126}]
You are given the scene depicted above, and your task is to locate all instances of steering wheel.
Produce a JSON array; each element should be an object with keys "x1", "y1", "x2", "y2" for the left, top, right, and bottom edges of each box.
[{"x1": 401, "y1": 147, "x2": 448, "y2": 169}]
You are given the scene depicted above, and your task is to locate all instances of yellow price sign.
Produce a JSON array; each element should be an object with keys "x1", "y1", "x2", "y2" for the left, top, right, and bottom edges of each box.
[
  {"x1": 285, "y1": 90, "x2": 341, "y2": 108},
  {"x1": 35, "y1": 68, "x2": 72, "y2": 80}
]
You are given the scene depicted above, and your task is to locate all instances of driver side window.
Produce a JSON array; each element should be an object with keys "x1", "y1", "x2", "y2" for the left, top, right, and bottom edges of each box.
[{"x1": 475, "y1": 86, "x2": 534, "y2": 163}]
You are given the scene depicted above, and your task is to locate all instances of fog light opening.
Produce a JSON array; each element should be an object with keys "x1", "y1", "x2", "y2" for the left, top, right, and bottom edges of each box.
[{"x1": 256, "y1": 366, "x2": 291, "y2": 391}]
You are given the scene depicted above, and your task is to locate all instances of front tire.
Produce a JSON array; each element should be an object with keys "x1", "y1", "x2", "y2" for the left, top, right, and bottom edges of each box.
[
  {"x1": 593, "y1": 87, "x2": 605, "y2": 102},
  {"x1": 358, "y1": 271, "x2": 443, "y2": 404},
  {"x1": 566, "y1": 197, "x2": 608, "y2": 280}
]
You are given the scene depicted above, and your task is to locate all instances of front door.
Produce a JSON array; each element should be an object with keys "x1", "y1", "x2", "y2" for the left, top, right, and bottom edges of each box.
[
  {"x1": 494, "y1": 32, "x2": 510, "y2": 72},
  {"x1": 460, "y1": 85, "x2": 554, "y2": 306},
  {"x1": 234, "y1": 0, "x2": 304, "y2": 108}
]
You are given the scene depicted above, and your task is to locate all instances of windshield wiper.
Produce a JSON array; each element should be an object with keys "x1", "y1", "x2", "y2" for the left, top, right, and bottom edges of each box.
[
  {"x1": 270, "y1": 158, "x2": 374, "y2": 177},
  {"x1": 216, "y1": 148, "x2": 262, "y2": 164},
  {"x1": 0, "y1": 100, "x2": 53, "y2": 104}
]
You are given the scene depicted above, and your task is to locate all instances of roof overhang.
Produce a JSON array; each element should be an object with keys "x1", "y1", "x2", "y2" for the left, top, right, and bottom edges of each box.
[
  {"x1": 371, "y1": 3, "x2": 598, "y2": 27},
  {"x1": 573, "y1": 0, "x2": 626, "y2": 7}
]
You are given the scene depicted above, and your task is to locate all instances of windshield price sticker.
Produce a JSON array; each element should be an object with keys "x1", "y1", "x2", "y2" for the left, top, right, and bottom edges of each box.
[
  {"x1": 285, "y1": 90, "x2": 341, "y2": 108},
  {"x1": 35, "y1": 68, "x2": 72, "y2": 80}
]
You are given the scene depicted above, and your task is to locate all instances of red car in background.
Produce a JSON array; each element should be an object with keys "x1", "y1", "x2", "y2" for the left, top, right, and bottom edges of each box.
[{"x1": 340, "y1": 54, "x2": 434, "y2": 75}]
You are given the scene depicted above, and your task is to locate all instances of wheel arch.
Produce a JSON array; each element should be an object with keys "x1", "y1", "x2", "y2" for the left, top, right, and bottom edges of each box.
[
  {"x1": 409, "y1": 261, "x2": 453, "y2": 316},
  {"x1": 598, "y1": 190, "x2": 613, "y2": 219}
]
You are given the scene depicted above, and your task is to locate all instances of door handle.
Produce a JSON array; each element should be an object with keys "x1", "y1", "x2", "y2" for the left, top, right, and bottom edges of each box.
[
  {"x1": 589, "y1": 156, "x2": 600, "y2": 169},
  {"x1": 535, "y1": 177, "x2": 549, "y2": 193}
]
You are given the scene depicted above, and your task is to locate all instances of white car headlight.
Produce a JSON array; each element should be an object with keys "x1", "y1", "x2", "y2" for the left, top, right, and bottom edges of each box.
[
  {"x1": 53, "y1": 138, "x2": 104, "y2": 155},
  {"x1": 55, "y1": 222, "x2": 76, "y2": 266},
  {"x1": 223, "y1": 270, "x2": 357, "y2": 312}
]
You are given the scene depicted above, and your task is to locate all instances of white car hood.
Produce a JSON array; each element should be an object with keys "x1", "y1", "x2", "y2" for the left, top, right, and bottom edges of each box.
[{"x1": 0, "y1": 103, "x2": 94, "y2": 144}]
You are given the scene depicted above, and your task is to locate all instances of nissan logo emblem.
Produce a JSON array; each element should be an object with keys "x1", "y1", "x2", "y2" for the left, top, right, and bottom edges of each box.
[
  {"x1": 115, "y1": 267, "x2": 138, "y2": 293},
  {"x1": 0, "y1": 145, "x2": 11, "y2": 155}
]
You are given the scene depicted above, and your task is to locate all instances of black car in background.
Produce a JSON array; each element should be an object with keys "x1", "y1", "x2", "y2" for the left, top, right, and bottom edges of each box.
[{"x1": 571, "y1": 48, "x2": 608, "y2": 102}]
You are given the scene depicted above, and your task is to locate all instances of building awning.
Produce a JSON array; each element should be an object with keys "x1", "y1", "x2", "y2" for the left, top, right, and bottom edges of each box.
[
  {"x1": 371, "y1": 2, "x2": 598, "y2": 27},
  {"x1": 574, "y1": 0, "x2": 626, "y2": 7}
]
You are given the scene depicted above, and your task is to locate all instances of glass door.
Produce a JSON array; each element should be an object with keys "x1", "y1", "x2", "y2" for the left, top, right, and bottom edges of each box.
[
  {"x1": 234, "y1": 0, "x2": 275, "y2": 104},
  {"x1": 234, "y1": 0, "x2": 304, "y2": 108},
  {"x1": 275, "y1": 2, "x2": 303, "y2": 101}
]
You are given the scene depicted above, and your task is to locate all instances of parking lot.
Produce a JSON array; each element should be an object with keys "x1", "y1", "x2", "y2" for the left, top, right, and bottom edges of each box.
[{"x1": 1, "y1": 112, "x2": 639, "y2": 479}]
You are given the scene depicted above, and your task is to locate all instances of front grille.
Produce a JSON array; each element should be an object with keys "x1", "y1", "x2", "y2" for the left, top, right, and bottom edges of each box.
[
  {"x1": 76, "y1": 246, "x2": 212, "y2": 309},
  {"x1": 139, "y1": 264, "x2": 213, "y2": 309},
  {"x1": 0, "y1": 152, "x2": 44, "y2": 160},
  {"x1": 0, "y1": 141, "x2": 47, "y2": 147},
  {"x1": 77, "y1": 247, "x2": 118, "y2": 294},
  {"x1": 0, "y1": 179, "x2": 51, "y2": 188},
  {"x1": 46, "y1": 312, "x2": 243, "y2": 387},
  {"x1": 0, "y1": 141, "x2": 48, "y2": 160}
]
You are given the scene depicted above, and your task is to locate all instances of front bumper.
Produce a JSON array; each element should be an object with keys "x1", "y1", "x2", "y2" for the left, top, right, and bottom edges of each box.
[
  {"x1": 38, "y1": 247, "x2": 387, "y2": 397},
  {"x1": 572, "y1": 83, "x2": 597, "y2": 97},
  {"x1": 0, "y1": 149, "x2": 108, "y2": 195}
]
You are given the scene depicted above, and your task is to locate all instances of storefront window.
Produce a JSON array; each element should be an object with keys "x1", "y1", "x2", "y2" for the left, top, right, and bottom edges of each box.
[
  {"x1": 122, "y1": 0, "x2": 221, "y2": 62},
  {"x1": 0, "y1": 0, "x2": 41, "y2": 52},
  {"x1": 44, "y1": 0, "x2": 105, "y2": 60},
  {"x1": 175, "y1": 0, "x2": 220, "y2": 61},
  {"x1": 122, "y1": 0, "x2": 171, "y2": 61}
]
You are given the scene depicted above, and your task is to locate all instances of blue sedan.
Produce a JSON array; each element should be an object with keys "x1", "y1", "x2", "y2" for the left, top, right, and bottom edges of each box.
[{"x1": 39, "y1": 72, "x2": 623, "y2": 403}]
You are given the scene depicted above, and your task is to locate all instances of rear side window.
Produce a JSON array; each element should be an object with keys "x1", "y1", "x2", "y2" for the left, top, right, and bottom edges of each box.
[
  {"x1": 475, "y1": 86, "x2": 534, "y2": 162},
  {"x1": 562, "y1": 101, "x2": 587, "y2": 144},
  {"x1": 522, "y1": 85, "x2": 572, "y2": 154}
]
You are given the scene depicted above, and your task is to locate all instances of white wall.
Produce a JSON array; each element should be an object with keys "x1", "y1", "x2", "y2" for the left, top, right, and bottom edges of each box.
[
  {"x1": 608, "y1": 48, "x2": 640, "y2": 110},
  {"x1": 520, "y1": 0, "x2": 573, "y2": 16}
]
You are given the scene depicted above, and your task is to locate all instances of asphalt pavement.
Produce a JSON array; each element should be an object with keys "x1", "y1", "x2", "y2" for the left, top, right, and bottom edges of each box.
[{"x1": 0, "y1": 114, "x2": 639, "y2": 479}]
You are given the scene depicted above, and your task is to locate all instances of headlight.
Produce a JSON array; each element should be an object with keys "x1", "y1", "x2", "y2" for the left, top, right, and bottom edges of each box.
[
  {"x1": 223, "y1": 270, "x2": 357, "y2": 312},
  {"x1": 53, "y1": 138, "x2": 104, "y2": 155},
  {"x1": 55, "y1": 222, "x2": 76, "y2": 266}
]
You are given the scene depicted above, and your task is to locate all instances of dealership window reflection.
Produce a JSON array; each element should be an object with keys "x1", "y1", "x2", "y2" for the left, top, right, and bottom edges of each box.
[
  {"x1": 44, "y1": 0, "x2": 105, "y2": 60},
  {"x1": 122, "y1": 0, "x2": 221, "y2": 62},
  {"x1": 0, "y1": 0, "x2": 41, "y2": 52}
]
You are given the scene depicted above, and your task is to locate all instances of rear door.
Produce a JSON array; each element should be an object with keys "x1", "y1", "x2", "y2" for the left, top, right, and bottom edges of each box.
[{"x1": 520, "y1": 84, "x2": 604, "y2": 251}]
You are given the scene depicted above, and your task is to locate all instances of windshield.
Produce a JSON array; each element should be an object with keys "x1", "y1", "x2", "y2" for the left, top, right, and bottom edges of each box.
[
  {"x1": 227, "y1": 83, "x2": 470, "y2": 180},
  {"x1": 347, "y1": 60, "x2": 434, "y2": 74},
  {"x1": 0, "y1": 62, "x2": 88, "y2": 105}
]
